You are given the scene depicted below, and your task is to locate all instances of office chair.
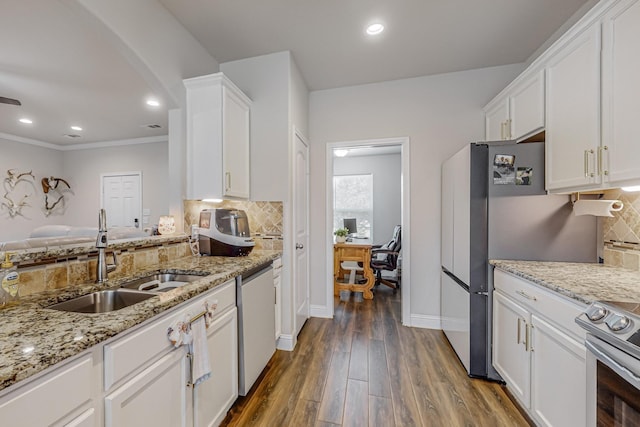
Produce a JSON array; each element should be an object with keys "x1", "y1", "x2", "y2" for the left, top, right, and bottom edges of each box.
[{"x1": 370, "y1": 225, "x2": 401, "y2": 290}]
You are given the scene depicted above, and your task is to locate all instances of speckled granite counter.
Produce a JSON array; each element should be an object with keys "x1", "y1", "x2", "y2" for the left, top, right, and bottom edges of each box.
[
  {"x1": 491, "y1": 260, "x2": 640, "y2": 305},
  {"x1": 0, "y1": 250, "x2": 280, "y2": 393}
]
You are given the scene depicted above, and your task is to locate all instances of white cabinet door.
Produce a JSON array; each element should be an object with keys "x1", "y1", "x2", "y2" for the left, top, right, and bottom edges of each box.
[
  {"x1": 530, "y1": 315, "x2": 586, "y2": 427},
  {"x1": 0, "y1": 355, "x2": 94, "y2": 427},
  {"x1": 194, "y1": 308, "x2": 238, "y2": 427},
  {"x1": 485, "y1": 97, "x2": 510, "y2": 141},
  {"x1": 64, "y1": 408, "x2": 96, "y2": 427},
  {"x1": 222, "y1": 85, "x2": 250, "y2": 199},
  {"x1": 493, "y1": 291, "x2": 531, "y2": 407},
  {"x1": 105, "y1": 349, "x2": 189, "y2": 427},
  {"x1": 509, "y1": 70, "x2": 545, "y2": 141},
  {"x1": 185, "y1": 72, "x2": 251, "y2": 200},
  {"x1": 545, "y1": 24, "x2": 601, "y2": 192},
  {"x1": 602, "y1": 0, "x2": 640, "y2": 186}
]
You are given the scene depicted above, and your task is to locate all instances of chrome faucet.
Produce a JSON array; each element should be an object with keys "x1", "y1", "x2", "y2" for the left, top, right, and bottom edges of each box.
[{"x1": 96, "y1": 209, "x2": 117, "y2": 284}]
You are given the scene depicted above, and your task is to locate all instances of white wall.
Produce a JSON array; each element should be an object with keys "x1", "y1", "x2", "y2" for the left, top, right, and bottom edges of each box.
[
  {"x1": 62, "y1": 141, "x2": 169, "y2": 228},
  {"x1": 309, "y1": 63, "x2": 524, "y2": 324},
  {"x1": 221, "y1": 52, "x2": 290, "y2": 201},
  {"x1": 221, "y1": 51, "x2": 309, "y2": 348},
  {"x1": 0, "y1": 138, "x2": 64, "y2": 241},
  {"x1": 333, "y1": 153, "x2": 401, "y2": 246}
]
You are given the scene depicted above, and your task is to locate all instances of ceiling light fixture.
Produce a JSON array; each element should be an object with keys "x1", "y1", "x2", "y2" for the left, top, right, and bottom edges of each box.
[
  {"x1": 334, "y1": 149, "x2": 349, "y2": 157},
  {"x1": 19, "y1": 118, "x2": 33, "y2": 124},
  {"x1": 366, "y1": 23, "x2": 384, "y2": 35},
  {"x1": 70, "y1": 126, "x2": 83, "y2": 131},
  {"x1": 146, "y1": 99, "x2": 160, "y2": 107}
]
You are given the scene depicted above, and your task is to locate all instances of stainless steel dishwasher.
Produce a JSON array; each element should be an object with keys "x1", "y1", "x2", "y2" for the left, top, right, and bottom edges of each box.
[{"x1": 237, "y1": 262, "x2": 275, "y2": 396}]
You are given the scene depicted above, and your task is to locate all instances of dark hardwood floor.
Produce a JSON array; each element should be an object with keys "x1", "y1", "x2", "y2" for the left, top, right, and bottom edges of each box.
[{"x1": 221, "y1": 285, "x2": 531, "y2": 426}]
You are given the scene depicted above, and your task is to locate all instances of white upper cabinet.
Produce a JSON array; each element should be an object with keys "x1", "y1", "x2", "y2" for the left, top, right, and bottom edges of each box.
[
  {"x1": 485, "y1": 97, "x2": 510, "y2": 141},
  {"x1": 484, "y1": 70, "x2": 545, "y2": 142},
  {"x1": 509, "y1": 70, "x2": 545, "y2": 141},
  {"x1": 601, "y1": 0, "x2": 640, "y2": 187},
  {"x1": 545, "y1": 24, "x2": 602, "y2": 192},
  {"x1": 185, "y1": 72, "x2": 251, "y2": 200}
]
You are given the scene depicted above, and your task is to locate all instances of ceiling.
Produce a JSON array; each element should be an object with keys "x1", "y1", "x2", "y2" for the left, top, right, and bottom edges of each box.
[
  {"x1": 1, "y1": 0, "x2": 590, "y2": 147},
  {"x1": 159, "y1": 0, "x2": 591, "y2": 90}
]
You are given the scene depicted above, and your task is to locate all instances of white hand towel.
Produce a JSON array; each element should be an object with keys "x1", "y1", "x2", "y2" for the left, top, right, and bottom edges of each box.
[{"x1": 190, "y1": 316, "x2": 211, "y2": 386}]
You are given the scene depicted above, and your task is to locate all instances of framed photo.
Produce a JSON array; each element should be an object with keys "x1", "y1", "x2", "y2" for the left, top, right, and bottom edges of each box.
[{"x1": 516, "y1": 167, "x2": 533, "y2": 185}]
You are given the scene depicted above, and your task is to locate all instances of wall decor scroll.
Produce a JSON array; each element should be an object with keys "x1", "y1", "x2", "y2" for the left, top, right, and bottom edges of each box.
[
  {"x1": 41, "y1": 176, "x2": 72, "y2": 216},
  {"x1": 1, "y1": 169, "x2": 35, "y2": 218}
]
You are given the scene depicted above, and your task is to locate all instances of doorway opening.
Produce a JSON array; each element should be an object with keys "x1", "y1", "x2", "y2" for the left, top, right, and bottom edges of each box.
[{"x1": 325, "y1": 137, "x2": 411, "y2": 324}]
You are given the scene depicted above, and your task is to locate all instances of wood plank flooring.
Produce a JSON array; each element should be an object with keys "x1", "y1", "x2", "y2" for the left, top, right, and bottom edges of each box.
[{"x1": 221, "y1": 286, "x2": 532, "y2": 426}]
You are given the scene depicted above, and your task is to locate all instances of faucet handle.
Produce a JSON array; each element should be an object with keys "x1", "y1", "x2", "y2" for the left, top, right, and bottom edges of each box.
[{"x1": 107, "y1": 251, "x2": 118, "y2": 273}]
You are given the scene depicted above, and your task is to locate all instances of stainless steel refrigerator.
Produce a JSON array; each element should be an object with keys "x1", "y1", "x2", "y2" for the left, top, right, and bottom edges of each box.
[{"x1": 440, "y1": 142, "x2": 596, "y2": 380}]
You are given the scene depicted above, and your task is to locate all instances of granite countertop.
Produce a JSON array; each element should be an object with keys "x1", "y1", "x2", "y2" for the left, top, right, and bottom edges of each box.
[
  {"x1": 0, "y1": 250, "x2": 281, "y2": 393},
  {"x1": 490, "y1": 260, "x2": 640, "y2": 305}
]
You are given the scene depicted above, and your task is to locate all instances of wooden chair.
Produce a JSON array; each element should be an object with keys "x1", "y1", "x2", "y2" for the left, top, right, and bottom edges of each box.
[{"x1": 370, "y1": 225, "x2": 401, "y2": 290}]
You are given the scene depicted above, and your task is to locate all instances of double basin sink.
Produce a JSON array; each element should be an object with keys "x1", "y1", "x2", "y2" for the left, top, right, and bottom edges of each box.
[{"x1": 47, "y1": 273, "x2": 207, "y2": 314}]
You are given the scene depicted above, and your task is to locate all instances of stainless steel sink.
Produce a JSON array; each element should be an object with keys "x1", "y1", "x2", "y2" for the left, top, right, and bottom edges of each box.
[
  {"x1": 120, "y1": 273, "x2": 206, "y2": 293},
  {"x1": 47, "y1": 289, "x2": 155, "y2": 313}
]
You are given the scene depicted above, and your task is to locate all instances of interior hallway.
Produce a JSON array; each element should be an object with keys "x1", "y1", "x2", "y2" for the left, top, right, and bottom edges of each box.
[{"x1": 222, "y1": 285, "x2": 531, "y2": 426}]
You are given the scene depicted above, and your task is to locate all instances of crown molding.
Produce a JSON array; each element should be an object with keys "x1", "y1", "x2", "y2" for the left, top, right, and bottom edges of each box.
[{"x1": 0, "y1": 132, "x2": 168, "y2": 151}]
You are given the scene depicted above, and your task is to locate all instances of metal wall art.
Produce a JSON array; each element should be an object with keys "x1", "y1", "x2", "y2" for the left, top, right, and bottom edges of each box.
[
  {"x1": 42, "y1": 176, "x2": 72, "y2": 216},
  {"x1": 2, "y1": 169, "x2": 35, "y2": 217}
]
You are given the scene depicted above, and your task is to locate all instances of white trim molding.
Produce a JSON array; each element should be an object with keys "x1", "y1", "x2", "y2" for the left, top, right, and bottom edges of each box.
[
  {"x1": 325, "y1": 136, "x2": 411, "y2": 326},
  {"x1": 410, "y1": 314, "x2": 442, "y2": 330},
  {"x1": 0, "y1": 132, "x2": 168, "y2": 151},
  {"x1": 310, "y1": 304, "x2": 332, "y2": 319},
  {"x1": 276, "y1": 334, "x2": 296, "y2": 351}
]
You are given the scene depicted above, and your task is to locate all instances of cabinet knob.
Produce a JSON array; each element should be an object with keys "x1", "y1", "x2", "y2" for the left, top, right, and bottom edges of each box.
[{"x1": 296, "y1": 243, "x2": 304, "y2": 250}]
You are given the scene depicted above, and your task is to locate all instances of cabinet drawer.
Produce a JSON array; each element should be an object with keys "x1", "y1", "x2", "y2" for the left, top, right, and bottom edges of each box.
[
  {"x1": 0, "y1": 354, "x2": 93, "y2": 426},
  {"x1": 494, "y1": 269, "x2": 586, "y2": 340},
  {"x1": 104, "y1": 279, "x2": 236, "y2": 391}
]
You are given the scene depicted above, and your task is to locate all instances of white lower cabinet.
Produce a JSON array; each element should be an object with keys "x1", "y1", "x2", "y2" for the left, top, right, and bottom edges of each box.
[
  {"x1": 493, "y1": 291, "x2": 531, "y2": 406},
  {"x1": 492, "y1": 269, "x2": 586, "y2": 427},
  {"x1": 194, "y1": 307, "x2": 238, "y2": 427},
  {"x1": 0, "y1": 354, "x2": 95, "y2": 427},
  {"x1": 0, "y1": 279, "x2": 239, "y2": 427},
  {"x1": 530, "y1": 315, "x2": 586, "y2": 427},
  {"x1": 105, "y1": 349, "x2": 190, "y2": 427}
]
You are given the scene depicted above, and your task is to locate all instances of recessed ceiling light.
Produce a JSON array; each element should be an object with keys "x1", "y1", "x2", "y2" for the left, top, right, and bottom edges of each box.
[
  {"x1": 146, "y1": 99, "x2": 160, "y2": 107},
  {"x1": 70, "y1": 126, "x2": 83, "y2": 131},
  {"x1": 366, "y1": 23, "x2": 384, "y2": 35},
  {"x1": 19, "y1": 118, "x2": 33, "y2": 124}
]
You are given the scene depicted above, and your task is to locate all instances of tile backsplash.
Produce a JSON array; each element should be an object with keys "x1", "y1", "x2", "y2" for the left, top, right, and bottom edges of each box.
[
  {"x1": 183, "y1": 200, "x2": 283, "y2": 251},
  {"x1": 601, "y1": 189, "x2": 640, "y2": 270}
]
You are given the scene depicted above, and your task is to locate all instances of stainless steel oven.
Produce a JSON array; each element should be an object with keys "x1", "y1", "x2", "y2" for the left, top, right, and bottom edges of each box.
[{"x1": 578, "y1": 301, "x2": 640, "y2": 427}]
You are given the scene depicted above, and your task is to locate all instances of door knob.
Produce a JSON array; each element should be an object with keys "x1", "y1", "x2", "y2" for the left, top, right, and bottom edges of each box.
[{"x1": 296, "y1": 243, "x2": 304, "y2": 249}]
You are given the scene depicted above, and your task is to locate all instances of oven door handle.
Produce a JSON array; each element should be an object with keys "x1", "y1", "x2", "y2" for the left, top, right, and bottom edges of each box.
[{"x1": 586, "y1": 340, "x2": 640, "y2": 388}]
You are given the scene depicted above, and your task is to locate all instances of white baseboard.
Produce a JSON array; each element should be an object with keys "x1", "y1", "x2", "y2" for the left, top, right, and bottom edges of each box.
[
  {"x1": 310, "y1": 304, "x2": 332, "y2": 318},
  {"x1": 276, "y1": 334, "x2": 295, "y2": 351},
  {"x1": 408, "y1": 314, "x2": 442, "y2": 330}
]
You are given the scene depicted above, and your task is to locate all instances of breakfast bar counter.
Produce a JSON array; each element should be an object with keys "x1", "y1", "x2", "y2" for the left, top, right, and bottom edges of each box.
[{"x1": 0, "y1": 250, "x2": 281, "y2": 393}]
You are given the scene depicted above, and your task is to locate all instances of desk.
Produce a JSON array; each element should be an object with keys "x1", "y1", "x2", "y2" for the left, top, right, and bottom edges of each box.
[{"x1": 333, "y1": 243, "x2": 375, "y2": 299}]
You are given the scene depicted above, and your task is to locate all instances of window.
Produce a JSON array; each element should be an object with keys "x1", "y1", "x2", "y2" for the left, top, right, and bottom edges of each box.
[{"x1": 333, "y1": 174, "x2": 373, "y2": 239}]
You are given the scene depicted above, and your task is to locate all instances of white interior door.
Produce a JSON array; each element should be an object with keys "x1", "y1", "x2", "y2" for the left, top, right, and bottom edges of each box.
[
  {"x1": 294, "y1": 132, "x2": 309, "y2": 336},
  {"x1": 102, "y1": 173, "x2": 142, "y2": 228}
]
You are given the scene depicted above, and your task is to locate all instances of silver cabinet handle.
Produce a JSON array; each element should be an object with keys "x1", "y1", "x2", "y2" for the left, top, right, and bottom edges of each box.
[
  {"x1": 517, "y1": 317, "x2": 522, "y2": 344},
  {"x1": 296, "y1": 243, "x2": 304, "y2": 249},
  {"x1": 598, "y1": 145, "x2": 609, "y2": 177},
  {"x1": 526, "y1": 324, "x2": 533, "y2": 352},
  {"x1": 225, "y1": 172, "x2": 231, "y2": 191},
  {"x1": 516, "y1": 290, "x2": 537, "y2": 301},
  {"x1": 506, "y1": 119, "x2": 512, "y2": 139}
]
